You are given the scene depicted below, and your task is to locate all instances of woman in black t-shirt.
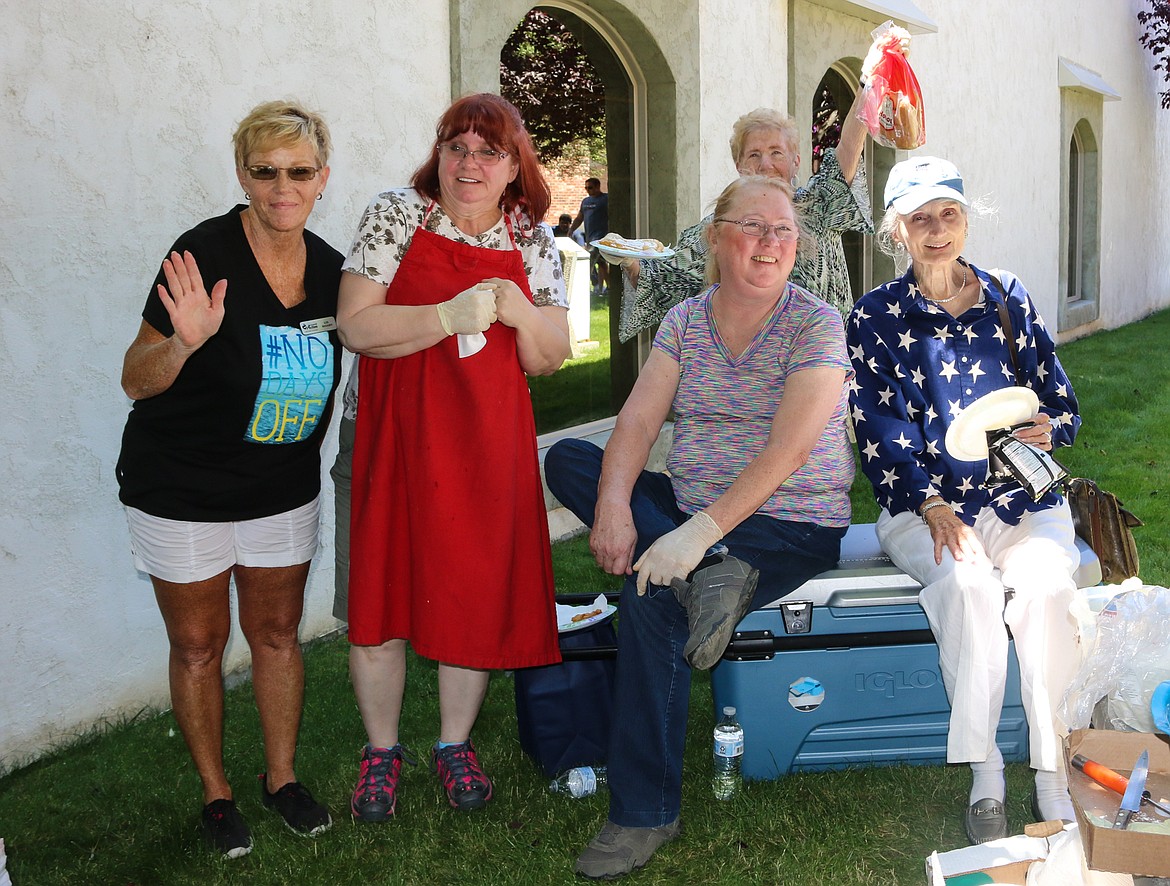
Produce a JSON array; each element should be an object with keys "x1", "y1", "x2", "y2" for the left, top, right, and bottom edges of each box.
[{"x1": 116, "y1": 101, "x2": 341, "y2": 859}]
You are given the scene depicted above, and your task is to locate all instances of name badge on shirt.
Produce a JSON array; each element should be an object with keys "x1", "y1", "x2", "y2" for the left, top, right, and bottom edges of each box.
[{"x1": 300, "y1": 316, "x2": 337, "y2": 335}]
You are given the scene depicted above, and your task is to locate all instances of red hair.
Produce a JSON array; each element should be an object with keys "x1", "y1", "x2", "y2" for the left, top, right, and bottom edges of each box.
[{"x1": 411, "y1": 93, "x2": 551, "y2": 226}]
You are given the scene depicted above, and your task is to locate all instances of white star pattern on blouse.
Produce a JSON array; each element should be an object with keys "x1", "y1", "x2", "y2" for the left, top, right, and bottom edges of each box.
[
  {"x1": 846, "y1": 265, "x2": 1081, "y2": 528},
  {"x1": 1016, "y1": 331, "x2": 1028, "y2": 353}
]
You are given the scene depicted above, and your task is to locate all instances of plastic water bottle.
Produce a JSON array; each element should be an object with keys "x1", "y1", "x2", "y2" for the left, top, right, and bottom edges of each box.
[
  {"x1": 712, "y1": 706, "x2": 744, "y2": 800},
  {"x1": 548, "y1": 765, "x2": 608, "y2": 798}
]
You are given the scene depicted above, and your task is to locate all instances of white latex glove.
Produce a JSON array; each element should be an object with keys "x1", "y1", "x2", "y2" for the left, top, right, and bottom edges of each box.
[
  {"x1": 436, "y1": 283, "x2": 497, "y2": 336},
  {"x1": 633, "y1": 511, "x2": 723, "y2": 595}
]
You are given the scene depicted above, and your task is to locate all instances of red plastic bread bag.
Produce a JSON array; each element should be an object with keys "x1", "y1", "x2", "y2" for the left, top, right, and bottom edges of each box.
[{"x1": 859, "y1": 21, "x2": 925, "y2": 150}]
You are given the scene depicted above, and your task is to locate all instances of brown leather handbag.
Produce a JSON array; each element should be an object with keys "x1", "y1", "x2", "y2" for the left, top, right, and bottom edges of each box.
[{"x1": 1066, "y1": 477, "x2": 1143, "y2": 583}]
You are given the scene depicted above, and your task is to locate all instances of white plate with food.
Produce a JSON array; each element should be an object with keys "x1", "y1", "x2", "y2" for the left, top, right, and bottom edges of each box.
[
  {"x1": 590, "y1": 233, "x2": 675, "y2": 264},
  {"x1": 945, "y1": 387, "x2": 1040, "y2": 461},
  {"x1": 555, "y1": 594, "x2": 617, "y2": 634}
]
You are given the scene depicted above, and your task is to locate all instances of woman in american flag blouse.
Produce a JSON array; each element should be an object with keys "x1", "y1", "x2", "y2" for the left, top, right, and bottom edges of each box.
[{"x1": 846, "y1": 157, "x2": 1082, "y2": 845}]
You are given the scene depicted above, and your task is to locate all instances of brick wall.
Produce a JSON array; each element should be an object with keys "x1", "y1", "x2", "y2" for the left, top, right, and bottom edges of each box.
[{"x1": 540, "y1": 158, "x2": 608, "y2": 228}]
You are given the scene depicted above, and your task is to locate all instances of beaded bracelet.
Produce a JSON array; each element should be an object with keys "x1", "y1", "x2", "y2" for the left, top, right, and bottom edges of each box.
[{"x1": 919, "y1": 500, "x2": 953, "y2": 523}]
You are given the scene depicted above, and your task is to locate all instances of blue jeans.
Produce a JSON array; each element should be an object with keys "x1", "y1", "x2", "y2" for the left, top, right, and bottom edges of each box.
[{"x1": 544, "y1": 439, "x2": 845, "y2": 827}]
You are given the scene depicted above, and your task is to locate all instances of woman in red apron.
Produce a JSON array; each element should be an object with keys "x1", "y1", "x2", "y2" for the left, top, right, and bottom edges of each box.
[{"x1": 336, "y1": 94, "x2": 570, "y2": 820}]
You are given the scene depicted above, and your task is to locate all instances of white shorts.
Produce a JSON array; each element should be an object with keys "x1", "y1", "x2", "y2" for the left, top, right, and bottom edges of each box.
[{"x1": 125, "y1": 497, "x2": 321, "y2": 584}]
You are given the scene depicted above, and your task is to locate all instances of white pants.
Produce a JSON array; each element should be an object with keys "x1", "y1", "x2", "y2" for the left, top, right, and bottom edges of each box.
[{"x1": 877, "y1": 501, "x2": 1080, "y2": 771}]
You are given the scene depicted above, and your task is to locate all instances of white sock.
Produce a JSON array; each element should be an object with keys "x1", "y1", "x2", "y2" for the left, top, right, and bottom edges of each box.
[
  {"x1": 969, "y1": 746, "x2": 1006, "y2": 805},
  {"x1": 1034, "y1": 768, "x2": 1075, "y2": 822}
]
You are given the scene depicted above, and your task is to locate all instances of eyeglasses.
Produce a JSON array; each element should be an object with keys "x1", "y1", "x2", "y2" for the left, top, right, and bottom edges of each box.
[
  {"x1": 439, "y1": 143, "x2": 510, "y2": 165},
  {"x1": 714, "y1": 218, "x2": 799, "y2": 242},
  {"x1": 246, "y1": 165, "x2": 321, "y2": 182}
]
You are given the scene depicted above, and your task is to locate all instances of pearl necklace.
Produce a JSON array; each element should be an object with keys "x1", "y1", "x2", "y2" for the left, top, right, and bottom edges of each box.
[{"x1": 919, "y1": 263, "x2": 968, "y2": 305}]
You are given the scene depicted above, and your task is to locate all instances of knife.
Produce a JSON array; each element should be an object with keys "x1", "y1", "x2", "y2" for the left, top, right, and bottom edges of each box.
[
  {"x1": 1072, "y1": 753, "x2": 1170, "y2": 816},
  {"x1": 1112, "y1": 750, "x2": 1149, "y2": 829}
]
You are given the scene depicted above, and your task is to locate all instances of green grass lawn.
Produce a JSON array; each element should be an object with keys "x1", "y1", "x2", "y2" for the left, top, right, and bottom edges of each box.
[
  {"x1": 530, "y1": 302, "x2": 613, "y2": 434},
  {"x1": 2, "y1": 310, "x2": 1168, "y2": 884}
]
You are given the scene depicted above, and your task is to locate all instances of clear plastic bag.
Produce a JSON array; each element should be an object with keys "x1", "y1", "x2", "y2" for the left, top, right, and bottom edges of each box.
[
  {"x1": 1060, "y1": 583, "x2": 1170, "y2": 732},
  {"x1": 858, "y1": 21, "x2": 925, "y2": 150}
]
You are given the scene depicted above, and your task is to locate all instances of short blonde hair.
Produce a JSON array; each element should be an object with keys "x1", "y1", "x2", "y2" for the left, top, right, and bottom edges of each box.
[
  {"x1": 232, "y1": 100, "x2": 332, "y2": 170},
  {"x1": 704, "y1": 175, "x2": 800, "y2": 285},
  {"x1": 728, "y1": 109, "x2": 799, "y2": 167}
]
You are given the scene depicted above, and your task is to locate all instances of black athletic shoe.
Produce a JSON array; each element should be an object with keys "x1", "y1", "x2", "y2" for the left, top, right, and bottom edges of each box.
[
  {"x1": 260, "y1": 775, "x2": 333, "y2": 836},
  {"x1": 201, "y1": 798, "x2": 253, "y2": 859}
]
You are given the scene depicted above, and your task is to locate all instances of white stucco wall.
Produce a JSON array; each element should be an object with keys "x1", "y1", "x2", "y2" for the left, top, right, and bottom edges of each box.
[
  {"x1": 845, "y1": 0, "x2": 1170, "y2": 330},
  {"x1": 4, "y1": 0, "x2": 1169, "y2": 771},
  {"x1": 0, "y1": 0, "x2": 450, "y2": 769}
]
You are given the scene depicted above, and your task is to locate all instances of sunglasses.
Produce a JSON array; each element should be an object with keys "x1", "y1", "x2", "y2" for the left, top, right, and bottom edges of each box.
[{"x1": 246, "y1": 165, "x2": 321, "y2": 182}]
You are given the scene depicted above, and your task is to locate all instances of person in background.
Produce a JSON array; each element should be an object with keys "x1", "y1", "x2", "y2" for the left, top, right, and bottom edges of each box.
[
  {"x1": 116, "y1": 101, "x2": 339, "y2": 858},
  {"x1": 570, "y1": 176, "x2": 610, "y2": 295},
  {"x1": 336, "y1": 93, "x2": 570, "y2": 823},
  {"x1": 553, "y1": 212, "x2": 587, "y2": 247},
  {"x1": 847, "y1": 157, "x2": 1082, "y2": 844},
  {"x1": 617, "y1": 29, "x2": 912, "y2": 340},
  {"x1": 546, "y1": 176, "x2": 854, "y2": 878}
]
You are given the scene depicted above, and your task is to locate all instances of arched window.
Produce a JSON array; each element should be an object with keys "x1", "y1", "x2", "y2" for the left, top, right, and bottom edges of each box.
[{"x1": 1065, "y1": 119, "x2": 1099, "y2": 307}]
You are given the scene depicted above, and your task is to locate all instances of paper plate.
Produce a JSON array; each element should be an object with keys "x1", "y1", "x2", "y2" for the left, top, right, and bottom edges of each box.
[
  {"x1": 944, "y1": 387, "x2": 1040, "y2": 461},
  {"x1": 590, "y1": 240, "x2": 675, "y2": 264},
  {"x1": 556, "y1": 603, "x2": 617, "y2": 634}
]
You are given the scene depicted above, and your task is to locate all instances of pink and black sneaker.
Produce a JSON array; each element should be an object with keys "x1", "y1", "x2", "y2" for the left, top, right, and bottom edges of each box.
[
  {"x1": 351, "y1": 744, "x2": 415, "y2": 822},
  {"x1": 430, "y1": 740, "x2": 493, "y2": 811}
]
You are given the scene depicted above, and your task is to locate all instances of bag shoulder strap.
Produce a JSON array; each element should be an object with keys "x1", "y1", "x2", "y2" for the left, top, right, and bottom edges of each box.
[{"x1": 988, "y1": 270, "x2": 1023, "y2": 386}]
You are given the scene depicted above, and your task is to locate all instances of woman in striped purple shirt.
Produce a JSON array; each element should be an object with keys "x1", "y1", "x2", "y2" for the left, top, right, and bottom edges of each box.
[{"x1": 546, "y1": 175, "x2": 855, "y2": 879}]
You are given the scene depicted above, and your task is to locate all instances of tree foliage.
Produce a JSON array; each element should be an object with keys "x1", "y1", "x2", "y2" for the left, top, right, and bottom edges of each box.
[
  {"x1": 1138, "y1": 0, "x2": 1170, "y2": 109},
  {"x1": 500, "y1": 10, "x2": 606, "y2": 161}
]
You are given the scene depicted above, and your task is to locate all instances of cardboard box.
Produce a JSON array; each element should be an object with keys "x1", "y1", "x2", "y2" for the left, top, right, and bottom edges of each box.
[
  {"x1": 1065, "y1": 728, "x2": 1170, "y2": 877},
  {"x1": 925, "y1": 833, "x2": 1049, "y2": 884}
]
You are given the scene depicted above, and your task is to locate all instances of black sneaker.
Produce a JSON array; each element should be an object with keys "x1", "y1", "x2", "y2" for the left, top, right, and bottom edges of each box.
[
  {"x1": 201, "y1": 798, "x2": 253, "y2": 859},
  {"x1": 259, "y1": 775, "x2": 333, "y2": 836}
]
